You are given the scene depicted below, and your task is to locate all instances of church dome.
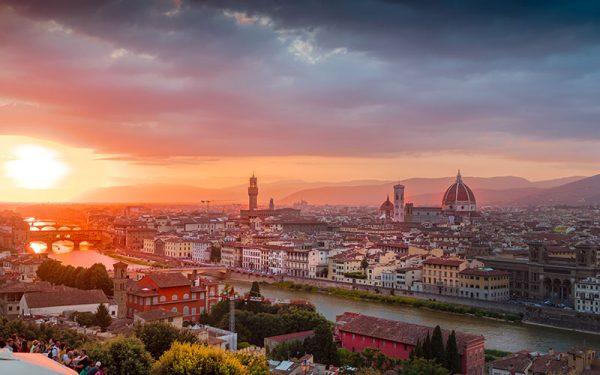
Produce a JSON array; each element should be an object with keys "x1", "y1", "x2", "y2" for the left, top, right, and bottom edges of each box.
[
  {"x1": 442, "y1": 171, "x2": 477, "y2": 212},
  {"x1": 379, "y1": 195, "x2": 394, "y2": 218}
]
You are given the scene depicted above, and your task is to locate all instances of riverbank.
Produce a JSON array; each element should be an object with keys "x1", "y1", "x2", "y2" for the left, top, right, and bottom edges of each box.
[
  {"x1": 103, "y1": 251, "x2": 169, "y2": 268},
  {"x1": 266, "y1": 280, "x2": 523, "y2": 323}
]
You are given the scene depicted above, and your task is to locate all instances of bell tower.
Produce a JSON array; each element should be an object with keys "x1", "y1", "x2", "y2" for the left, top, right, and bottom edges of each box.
[
  {"x1": 393, "y1": 184, "x2": 405, "y2": 222},
  {"x1": 113, "y1": 262, "x2": 128, "y2": 319},
  {"x1": 248, "y1": 173, "x2": 258, "y2": 211}
]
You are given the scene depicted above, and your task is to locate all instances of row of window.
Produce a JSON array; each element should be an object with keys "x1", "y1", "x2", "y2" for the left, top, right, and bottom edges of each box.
[{"x1": 128, "y1": 292, "x2": 202, "y2": 305}]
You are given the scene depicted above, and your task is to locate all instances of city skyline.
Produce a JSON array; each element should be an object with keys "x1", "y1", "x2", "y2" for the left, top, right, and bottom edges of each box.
[{"x1": 1, "y1": 1, "x2": 600, "y2": 201}]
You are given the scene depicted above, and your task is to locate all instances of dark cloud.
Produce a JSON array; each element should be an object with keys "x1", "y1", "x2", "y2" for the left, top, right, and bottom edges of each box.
[{"x1": 0, "y1": 0, "x2": 599, "y2": 160}]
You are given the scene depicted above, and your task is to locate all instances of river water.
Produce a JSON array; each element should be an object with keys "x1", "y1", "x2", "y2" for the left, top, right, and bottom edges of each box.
[
  {"x1": 232, "y1": 280, "x2": 600, "y2": 353},
  {"x1": 46, "y1": 248, "x2": 144, "y2": 270}
]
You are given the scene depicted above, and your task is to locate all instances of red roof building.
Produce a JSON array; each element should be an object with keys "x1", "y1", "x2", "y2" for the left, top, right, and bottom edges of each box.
[
  {"x1": 336, "y1": 312, "x2": 485, "y2": 375},
  {"x1": 126, "y1": 272, "x2": 222, "y2": 322}
]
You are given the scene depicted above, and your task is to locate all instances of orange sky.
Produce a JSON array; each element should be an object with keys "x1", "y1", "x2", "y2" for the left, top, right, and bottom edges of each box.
[{"x1": 0, "y1": 135, "x2": 597, "y2": 202}]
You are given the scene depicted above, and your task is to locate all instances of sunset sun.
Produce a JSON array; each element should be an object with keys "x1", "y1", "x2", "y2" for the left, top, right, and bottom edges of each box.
[{"x1": 5, "y1": 144, "x2": 70, "y2": 189}]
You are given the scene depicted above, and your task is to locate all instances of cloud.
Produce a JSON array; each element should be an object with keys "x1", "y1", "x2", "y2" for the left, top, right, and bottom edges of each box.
[{"x1": 0, "y1": 0, "x2": 598, "y2": 164}]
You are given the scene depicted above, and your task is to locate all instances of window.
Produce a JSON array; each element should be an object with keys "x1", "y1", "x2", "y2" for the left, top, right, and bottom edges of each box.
[
  {"x1": 183, "y1": 306, "x2": 189, "y2": 315},
  {"x1": 183, "y1": 293, "x2": 190, "y2": 299},
  {"x1": 160, "y1": 296, "x2": 166, "y2": 302},
  {"x1": 172, "y1": 294, "x2": 178, "y2": 301},
  {"x1": 171, "y1": 307, "x2": 177, "y2": 313}
]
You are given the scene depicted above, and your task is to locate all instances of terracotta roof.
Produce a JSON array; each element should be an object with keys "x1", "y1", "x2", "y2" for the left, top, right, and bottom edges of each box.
[
  {"x1": 146, "y1": 272, "x2": 191, "y2": 288},
  {"x1": 423, "y1": 258, "x2": 466, "y2": 267},
  {"x1": 23, "y1": 289, "x2": 108, "y2": 308},
  {"x1": 488, "y1": 351, "x2": 532, "y2": 372},
  {"x1": 336, "y1": 313, "x2": 483, "y2": 354},
  {"x1": 265, "y1": 330, "x2": 315, "y2": 342},
  {"x1": 135, "y1": 309, "x2": 182, "y2": 321}
]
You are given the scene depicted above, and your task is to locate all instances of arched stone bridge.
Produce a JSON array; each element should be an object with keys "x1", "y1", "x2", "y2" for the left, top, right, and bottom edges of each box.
[{"x1": 29, "y1": 229, "x2": 111, "y2": 251}]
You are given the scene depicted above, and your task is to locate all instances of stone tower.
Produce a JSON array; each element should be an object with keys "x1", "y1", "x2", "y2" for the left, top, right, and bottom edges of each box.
[
  {"x1": 393, "y1": 184, "x2": 405, "y2": 222},
  {"x1": 248, "y1": 173, "x2": 258, "y2": 211},
  {"x1": 113, "y1": 261, "x2": 128, "y2": 319}
]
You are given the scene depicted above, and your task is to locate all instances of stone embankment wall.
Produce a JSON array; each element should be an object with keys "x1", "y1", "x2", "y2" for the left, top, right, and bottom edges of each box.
[{"x1": 228, "y1": 271, "x2": 525, "y2": 315}]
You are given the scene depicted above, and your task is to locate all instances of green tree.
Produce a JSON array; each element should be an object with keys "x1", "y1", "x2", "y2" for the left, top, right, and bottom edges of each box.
[
  {"x1": 249, "y1": 281, "x2": 261, "y2": 297},
  {"x1": 431, "y1": 326, "x2": 445, "y2": 364},
  {"x1": 423, "y1": 333, "x2": 433, "y2": 360},
  {"x1": 304, "y1": 323, "x2": 339, "y2": 365},
  {"x1": 400, "y1": 357, "x2": 448, "y2": 375},
  {"x1": 410, "y1": 340, "x2": 423, "y2": 359},
  {"x1": 269, "y1": 340, "x2": 306, "y2": 360},
  {"x1": 444, "y1": 331, "x2": 461, "y2": 373},
  {"x1": 135, "y1": 322, "x2": 197, "y2": 359},
  {"x1": 74, "y1": 312, "x2": 97, "y2": 327},
  {"x1": 210, "y1": 244, "x2": 222, "y2": 263},
  {"x1": 95, "y1": 303, "x2": 112, "y2": 332},
  {"x1": 361, "y1": 257, "x2": 369, "y2": 274},
  {"x1": 90, "y1": 336, "x2": 153, "y2": 375},
  {"x1": 151, "y1": 342, "x2": 268, "y2": 375}
]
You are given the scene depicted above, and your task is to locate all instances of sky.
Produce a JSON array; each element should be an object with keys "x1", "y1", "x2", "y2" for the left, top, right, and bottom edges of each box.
[{"x1": 0, "y1": 0, "x2": 599, "y2": 201}]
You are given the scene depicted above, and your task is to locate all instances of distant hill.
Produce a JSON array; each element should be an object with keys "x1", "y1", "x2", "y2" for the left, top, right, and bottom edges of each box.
[
  {"x1": 513, "y1": 174, "x2": 600, "y2": 206},
  {"x1": 279, "y1": 176, "x2": 584, "y2": 206},
  {"x1": 75, "y1": 175, "x2": 591, "y2": 206}
]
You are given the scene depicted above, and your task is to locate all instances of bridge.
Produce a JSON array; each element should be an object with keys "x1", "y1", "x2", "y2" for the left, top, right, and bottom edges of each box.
[
  {"x1": 127, "y1": 266, "x2": 230, "y2": 280},
  {"x1": 29, "y1": 229, "x2": 111, "y2": 251}
]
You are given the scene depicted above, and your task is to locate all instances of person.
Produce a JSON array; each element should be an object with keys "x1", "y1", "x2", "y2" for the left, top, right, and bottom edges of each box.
[
  {"x1": 63, "y1": 349, "x2": 73, "y2": 367},
  {"x1": 87, "y1": 361, "x2": 101, "y2": 375},
  {"x1": 0, "y1": 338, "x2": 6, "y2": 350},
  {"x1": 20, "y1": 335, "x2": 28, "y2": 353},
  {"x1": 47, "y1": 341, "x2": 59, "y2": 361},
  {"x1": 74, "y1": 349, "x2": 90, "y2": 373},
  {"x1": 30, "y1": 340, "x2": 39, "y2": 353},
  {"x1": 6, "y1": 338, "x2": 15, "y2": 352},
  {"x1": 96, "y1": 364, "x2": 106, "y2": 375}
]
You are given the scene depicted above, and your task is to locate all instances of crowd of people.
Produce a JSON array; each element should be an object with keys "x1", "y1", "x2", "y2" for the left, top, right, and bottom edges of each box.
[{"x1": 0, "y1": 334, "x2": 105, "y2": 375}]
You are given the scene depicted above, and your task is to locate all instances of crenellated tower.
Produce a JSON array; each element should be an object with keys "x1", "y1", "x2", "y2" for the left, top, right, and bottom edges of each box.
[{"x1": 248, "y1": 173, "x2": 258, "y2": 211}]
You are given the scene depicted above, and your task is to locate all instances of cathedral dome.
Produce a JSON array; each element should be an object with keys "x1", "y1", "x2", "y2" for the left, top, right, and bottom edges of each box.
[
  {"x1": 442, "y1": 171, "x2": 477, "y2": 212},
  {"x1": 379, "y1": 195, "x2": 394, "y2": 218}
]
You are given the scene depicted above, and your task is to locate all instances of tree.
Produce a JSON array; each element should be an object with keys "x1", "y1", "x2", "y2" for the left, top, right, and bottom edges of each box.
[
  {"x1": 135, "y1": 322, "x2": 197, "y2": 359},
  {"x1": 249, "y1": 281, "x2": 261, "y2": 297},
  {"x1": 400, "y1": 358, "x2": 448, "y2": 375},
  {"x1": 304, "y1": 322, "x2": 339, "y2": 365},
  {"x1": 86, "y1": 336, "x2": 153, "y2": 375},
  {"x1": 361, "y1": 257, "x2": 369, "y2": 274},
  {"x1": 151, "y1": 342, "x2": 268, "y2": 375},
  {"x1": 410, "y1": 340, "x2": 423, "y2": 359},
  {"x1": 209, "y1": 244, "x2": 221, "y2": 263},
  {"x1": 422, "y1": 333, "x2": 433, "y2": 360},
  {"x1": 95, "y1": 304, "x2": 112, "y2": 332},
  {"x1": 431, "y1": 325, "x2": 445, "y2": 364},
  {"x1": 445, "y1": 331, "x2": 461, "y2": 373},
  {"x1": 74, "y1": 312, "x2": 97, "y2": 327}
]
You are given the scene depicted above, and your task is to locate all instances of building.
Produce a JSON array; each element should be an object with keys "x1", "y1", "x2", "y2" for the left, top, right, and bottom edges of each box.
[
  {"x1": 381, "y1": 267, "x2": 422, "y2": 291},
  {"x1": 134, "y1": 309, "x2": 184, "y2": 328},
  {"x1": 379, "y1": 196, "x2": 394, "y2": 220},
  {"x1": 126, "y1": 228, "x2": 157, "y2": 252},
  {"x1": 284, "y1": 248, "x2": 310, "y2": 278},
  {"x1": 488, "y1": 348, "x2": 598, "y2": 375},
  {"x1": 336, "y1": 312, "x2": 485, "y2": 375},
  {"x1": 478, "y1": 240, "x2": 600, "y2": 304},
  {"x1": 459, "y1": 267, "x2": 510, "y2": 301},
  {"x1": 113, "y1": 261, "x2": 129, "y2": 319},
  {"x1": 308, "y1": 249, "x2": 329, "y2": 278},
  {"x1": 404, "y1": 204, "x2": 444, "y2": 224},
  {"x1": 19, "y1": 289, "x2": 112, "y2": 317},
  {"x1": 0, "y1": 282, "x2": 53, "y2": 317},
  {"x1": 422, "y1": 257, "x2": 469, "y2": 295},
  {"x1": 126, "y1": 272, "x2": 220, "y2": 322},
  {"x1": 221, "y1": 243, "x2": 243, "y2": 268},
  {"x1": 393, "y1": 184, "x2": 405, "y2": 222},
  {"x1": 575, "y1": 275, "x2": 600, "y2": 315},
  {"x1": 191, "y1": 241, "x2": 210, "y2": 263},
  {"x1": 264, "y1": 330, "x2": 315, "y2": 352},
  {"x1": 240, "y1": 174, "x2": 301, "y2": 220},
  {"x1": 442, "y1": 171, "x2": 478, "y2": 224}
]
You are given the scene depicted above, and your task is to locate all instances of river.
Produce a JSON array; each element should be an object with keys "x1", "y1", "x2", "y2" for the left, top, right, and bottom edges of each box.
[
  {"x1": 232, "y1": 280, "x2": 600, "y2": 353},
  {"x1": 46, "y1": 247, "x2": 146, "y2": 270}
]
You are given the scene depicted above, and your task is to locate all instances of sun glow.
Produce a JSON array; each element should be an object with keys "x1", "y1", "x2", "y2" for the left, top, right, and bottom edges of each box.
[
  {"x1": 5, "y1": 144, "x2": 70, "y2": 189},
  {"x1": 29, "y1": 241, "x2": 47, "y2": 254}
]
